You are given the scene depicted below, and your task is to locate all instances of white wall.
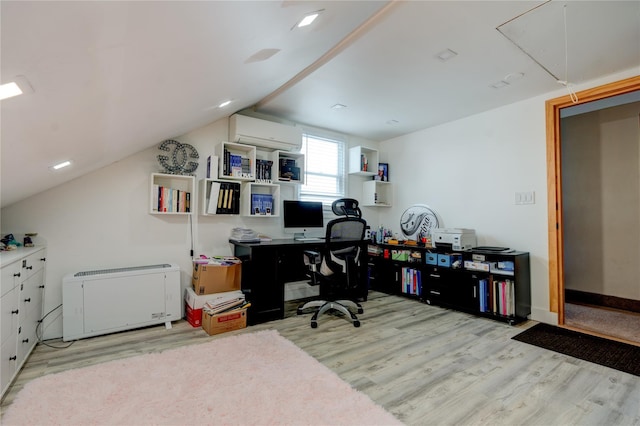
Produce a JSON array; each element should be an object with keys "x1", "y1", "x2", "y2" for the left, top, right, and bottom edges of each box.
[
  {"x1": 375, "y1": 69, "x2": 639, "y2": 324},
  {"x1": 1, "y1": 117, "x2": 377, "y2": 339}
]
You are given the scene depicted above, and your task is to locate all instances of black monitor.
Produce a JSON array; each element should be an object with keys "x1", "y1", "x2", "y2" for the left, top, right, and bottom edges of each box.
[{"x1": 283, "y1": 200, "x2": 324, "y2": 240}]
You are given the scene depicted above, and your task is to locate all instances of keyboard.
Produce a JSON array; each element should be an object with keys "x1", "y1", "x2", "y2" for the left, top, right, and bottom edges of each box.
[{"x1": 296, "y1": 237, "x2": 324, "y2": 242}]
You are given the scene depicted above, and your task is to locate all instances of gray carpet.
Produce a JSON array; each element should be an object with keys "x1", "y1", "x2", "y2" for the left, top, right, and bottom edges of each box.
[{"x1": 565, "y1": 303, "x2": 640, "y2": 345}]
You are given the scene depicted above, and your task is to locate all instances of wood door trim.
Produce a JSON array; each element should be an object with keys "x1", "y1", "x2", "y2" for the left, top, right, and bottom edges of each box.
[{"x1": 545, "y1": 75, "x2": 640, "y2": 324}]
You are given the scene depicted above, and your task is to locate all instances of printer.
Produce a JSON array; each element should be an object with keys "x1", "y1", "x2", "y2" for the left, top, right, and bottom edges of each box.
[{"x1": 432, "y1": 228, "x2": 477, "y2": 251}]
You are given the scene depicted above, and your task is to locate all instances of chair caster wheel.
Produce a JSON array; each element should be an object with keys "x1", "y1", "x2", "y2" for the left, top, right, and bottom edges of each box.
[
  {"x1": 357, "y1": 307, "x2": 364, "y2": 314},
  {"x1": 311, "y1": 321, "x2": 318, "y2": 328},
  {"x1": 353, "y1": 320, "x2": 360, "y2": 327},
  {"x1": 297, "y1": 308, "x2": 304, "y2": 315}
]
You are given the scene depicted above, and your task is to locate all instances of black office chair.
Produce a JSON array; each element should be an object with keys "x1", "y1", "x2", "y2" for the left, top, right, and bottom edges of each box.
[{"x1": 297, "y1": 199, "x2": 367, "y2": 328}]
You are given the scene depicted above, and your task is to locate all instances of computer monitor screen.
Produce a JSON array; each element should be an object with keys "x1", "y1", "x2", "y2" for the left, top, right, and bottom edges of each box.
[{"x1": 283, "y1": 200, "x2": 324, "y2": 239}]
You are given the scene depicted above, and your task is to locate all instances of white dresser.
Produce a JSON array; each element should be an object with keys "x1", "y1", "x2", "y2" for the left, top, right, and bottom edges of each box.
[{"x1": 1, "y1": 246, "x2": 46, "y2": 398}]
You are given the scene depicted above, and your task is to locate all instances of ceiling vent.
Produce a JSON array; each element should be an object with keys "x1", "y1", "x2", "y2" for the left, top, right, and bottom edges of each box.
[{"x1": 229, "y1": 114, "x2": 302, "y2": 151}]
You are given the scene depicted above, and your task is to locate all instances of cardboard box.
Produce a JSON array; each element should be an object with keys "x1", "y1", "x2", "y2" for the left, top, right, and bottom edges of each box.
[
  {"x1": 202, "y1": 308, "x2": 247, "y2": 336},
  {"x1": 185, "y1": 304, "x2": 203, "y2": 327},
  {"x1": 192, "y1": 259, "x2": 241, "y2": 295},
  {"x1": 184, "y1": 287, "x2": 210, "y2": 327}
]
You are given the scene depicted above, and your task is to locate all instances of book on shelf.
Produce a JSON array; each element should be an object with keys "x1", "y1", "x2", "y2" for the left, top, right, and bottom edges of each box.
[
  {"x1": 152, "y1": 184, "x2": 159, "y2": 212},
  {"x1": 401, "y1": 267, "x2": 421, "y2": 296},
  {"x1": 230, "y1": 154, "x2": 242, "y2": 177},
  {"x1": 241, "y1": 157, "x2": 250, "y2": 175},
  {"x1": 256, "y1": 159, "x2": 273, "y2": 181},
  {"x1": 207, "y1": 181, "x2": 240, "y2": 214},
  {"x1": 251, "y1": 193, "x2": 273, "y2": 215},
  {"x1": 279, "y1": 158, "x2": 300, "y2": 181},
  {"x1": 154, "y1": 185, "x2": 191, "y2": 213},
  {"x1": 490, "y1": 279, "x2": 515, "y2": 316},
  {"x1": 206, "y1": 155, "x2": 219, "y2": 179},
  {"x1": 222, "y1": 148, "x2": 251, "y2": 178},
  {"x1": 207, "y1": 182, "x2": 221, "y2": 214}
]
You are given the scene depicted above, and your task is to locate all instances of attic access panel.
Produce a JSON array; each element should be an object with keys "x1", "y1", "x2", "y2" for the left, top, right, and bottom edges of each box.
[{"x1": 497, "y1": 1, "x2": 640, "y2": 84}]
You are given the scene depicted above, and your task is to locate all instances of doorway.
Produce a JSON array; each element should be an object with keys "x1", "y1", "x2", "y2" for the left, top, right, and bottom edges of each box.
[{"x1": 546, "y1": 75, "x2": 640, "y2": 343}]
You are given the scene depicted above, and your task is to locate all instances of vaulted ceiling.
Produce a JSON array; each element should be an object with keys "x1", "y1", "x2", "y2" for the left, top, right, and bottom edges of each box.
[{"x1": 2, "y1": 1, "x2": 639, "y2": 208}]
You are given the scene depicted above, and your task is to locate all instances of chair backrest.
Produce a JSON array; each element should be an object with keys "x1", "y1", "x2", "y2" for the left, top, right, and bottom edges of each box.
[
  {"x1": 331, "y1": 198, "x2": 362, "y2": 218},
  {"x1": 325, "y1": 217, "x2": 367, "y2": 242},
  {"x1": 324, "y1": 216, "x2": 367, "y2": 273}
]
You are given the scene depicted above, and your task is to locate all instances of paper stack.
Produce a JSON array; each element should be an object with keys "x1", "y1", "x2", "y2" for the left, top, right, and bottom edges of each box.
[{"x1": 202, "y1": 290, "x2": 248, "y2": 315}]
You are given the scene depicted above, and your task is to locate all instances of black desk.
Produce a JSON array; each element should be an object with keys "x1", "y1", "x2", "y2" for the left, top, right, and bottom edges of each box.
[{"x1": 230, "y1": 238, "x2": 368, "y2": 325}]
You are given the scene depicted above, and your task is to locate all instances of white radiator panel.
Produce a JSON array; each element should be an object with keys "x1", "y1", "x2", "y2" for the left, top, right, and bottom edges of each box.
[{"x1": 63, "y1": 264, "x2": 180, "y2": 341}]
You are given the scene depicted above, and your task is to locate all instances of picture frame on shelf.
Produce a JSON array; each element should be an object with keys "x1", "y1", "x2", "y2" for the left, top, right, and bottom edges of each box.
[{"x1": 376, "y1": 163, "x2": 389, "y2": 181}]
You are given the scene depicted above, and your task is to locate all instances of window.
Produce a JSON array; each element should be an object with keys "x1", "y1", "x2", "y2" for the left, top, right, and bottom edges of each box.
[{"x1": 299, "y1": 133, "x2": 346, "y2": 206}]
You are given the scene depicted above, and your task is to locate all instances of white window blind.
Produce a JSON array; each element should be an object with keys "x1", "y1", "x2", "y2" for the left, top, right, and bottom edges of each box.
[{"x1": 300, "y1": 134, "x2": 345, "y2": 205}]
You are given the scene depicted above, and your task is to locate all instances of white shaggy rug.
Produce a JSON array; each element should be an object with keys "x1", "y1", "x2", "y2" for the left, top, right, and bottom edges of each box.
[{"x1": 2, "y1": 330, "x2": 402, "y2": 425}]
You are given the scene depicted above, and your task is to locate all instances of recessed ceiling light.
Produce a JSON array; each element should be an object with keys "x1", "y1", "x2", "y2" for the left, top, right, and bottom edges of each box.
[
  {"x1": 218, "y1": 100, "x2": 232, "y2": 108},
  {"x1": 331, "y1": 103, "x2": 347, "y2": 110},
  {"x1": 0, "y1": 82, "x2": 22, "y2": 100},
  {"x1": 0, "y1": 75, "x2": 34, "y2": 100},
  {"x1": 51, "y1": 160, "x2": 72, "y2": 170},
  {"x1": 436, "y1": 48, "x2": 458, "y2": 62},
  {"x1": 295, "y1": 9, "x2": 324, "y2": 29}
]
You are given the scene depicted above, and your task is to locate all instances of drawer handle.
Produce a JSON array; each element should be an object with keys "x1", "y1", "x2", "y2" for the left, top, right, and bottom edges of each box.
[
  {"x1": 24, "y1": 298, "x2": 31, "y2": 303},
  {"x1": 22, "y1": 338, "x2": 29, "y2": 343},
  {"x1": 9, "y1": 356, "x2": 17, "y2": 361},
  {"x1": 25, "y1": 265, "x2": 33, "y2": 270},
  {"x1": 11, "y1": 309, "x2": 19, "y2": 315},
  {"x1": 40, "y1": 258, "x2": 46, "y2": 262},
  {"x1": 39, "y1": 285, "x2": 45, "y2": 289},
  {"x1": 13, "y1": 272, "x2": 21, "y2": 277}
]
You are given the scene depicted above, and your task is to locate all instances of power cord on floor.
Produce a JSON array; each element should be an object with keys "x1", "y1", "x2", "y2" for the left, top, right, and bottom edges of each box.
[{"x1": 36, "y1": 304, "x2": 74, "y2": 349}]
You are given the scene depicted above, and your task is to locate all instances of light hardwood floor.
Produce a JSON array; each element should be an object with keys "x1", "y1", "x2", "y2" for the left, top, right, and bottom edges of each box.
[{"x1": 2, "y1": 291, "x2": 640, "y2": 425}]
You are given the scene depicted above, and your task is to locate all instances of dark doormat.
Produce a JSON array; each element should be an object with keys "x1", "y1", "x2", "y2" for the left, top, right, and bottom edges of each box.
[{"x1": 512, "y1": 323, "x2": 640, "y2": 377}]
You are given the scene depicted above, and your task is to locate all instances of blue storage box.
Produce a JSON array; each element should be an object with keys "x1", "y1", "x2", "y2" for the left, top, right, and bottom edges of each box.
[
  {"x1": 437, "y1": 253, "x2": 462, "y2": 268},
  {"x1": 437, "y1": 254, "x2": 451, "y2": 267},
  {"x1": 426, "y1": 253, "x2": 438, "y2": 265}
]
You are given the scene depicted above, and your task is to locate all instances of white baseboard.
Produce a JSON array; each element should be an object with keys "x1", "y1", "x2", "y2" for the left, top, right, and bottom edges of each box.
[{"x1": 530, "y1": 306, "x2": 558, "y2": 325}]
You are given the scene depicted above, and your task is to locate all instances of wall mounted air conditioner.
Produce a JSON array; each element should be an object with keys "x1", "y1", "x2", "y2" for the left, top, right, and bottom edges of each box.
[{"x1": 229, "y1": 114, "x2": 303, "y2": 151}]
